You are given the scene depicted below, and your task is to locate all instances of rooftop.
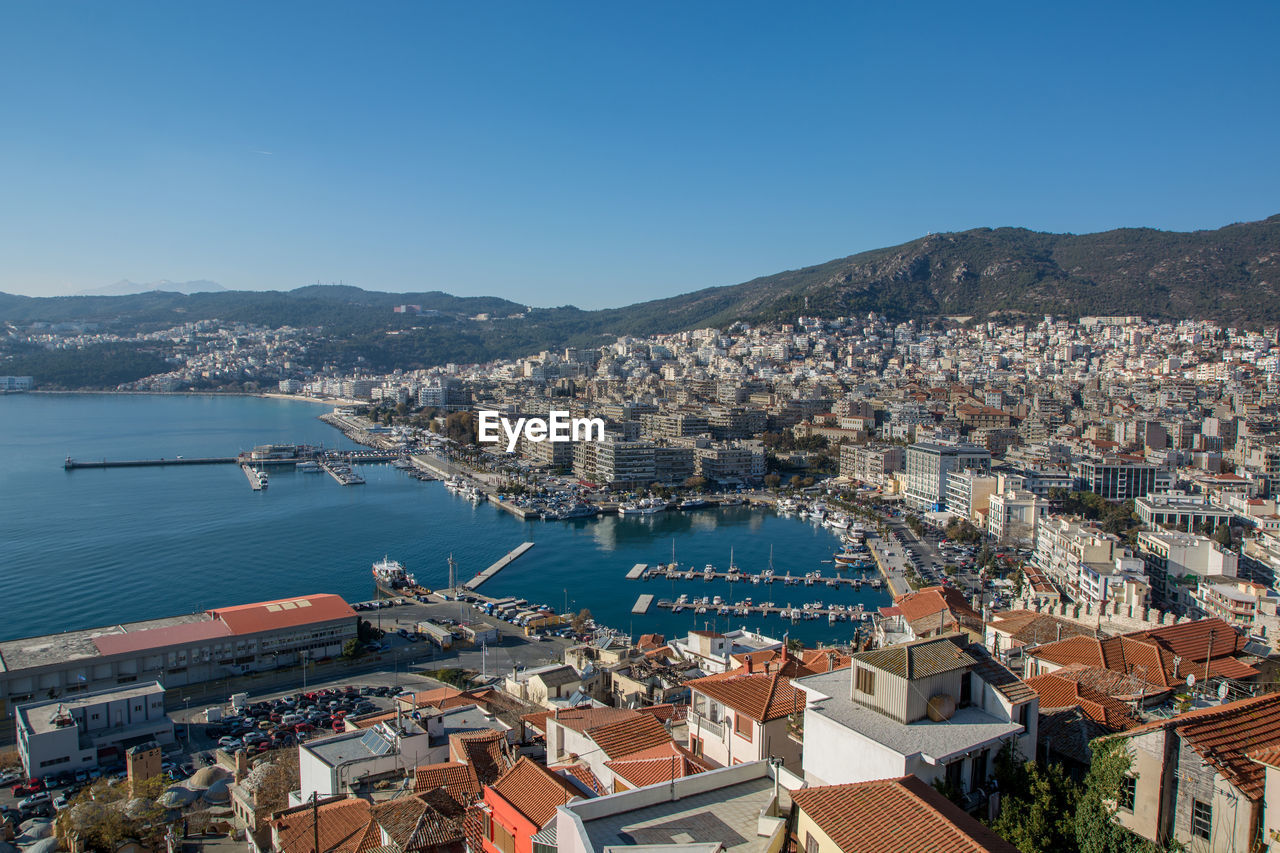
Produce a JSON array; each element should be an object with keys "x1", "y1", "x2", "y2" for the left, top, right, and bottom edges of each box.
[
  {"x1": 16, "y1": 681, "x2": 166, "y2": 735},
  {"x1": 797, "y1": 670, "x2": 1022, "y2": 764}
]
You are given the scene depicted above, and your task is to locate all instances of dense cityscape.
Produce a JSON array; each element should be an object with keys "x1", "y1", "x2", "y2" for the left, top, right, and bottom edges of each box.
[{"x1": 4, "y1": 308, "x2": 1280, "y2": 852}]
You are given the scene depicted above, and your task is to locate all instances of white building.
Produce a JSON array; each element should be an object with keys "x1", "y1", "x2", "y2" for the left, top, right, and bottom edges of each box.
[
  {"x1": 794, "y1": 635, "x2": 1036, "y2": 802},
  {"x1": 16, "y1": 681, "x2": 173, "y2": 778},
  {"x1": 1137, "y1": 530, "x2": 1238, "y2": 615},
  {"x1": 903, "y1": 442, "x2": 991, "y2": 512},
  {"x1": 670, "y1": 629, "x2": 782, "y2": 674},
  {"x1": 985, "y1": 489, "x2": 1043, "y2": 545}
]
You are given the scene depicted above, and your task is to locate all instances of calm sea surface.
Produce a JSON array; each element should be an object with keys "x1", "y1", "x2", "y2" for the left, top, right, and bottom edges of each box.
[{"x1": 0, "y1": 394, "x2": 887, "y2": 645}]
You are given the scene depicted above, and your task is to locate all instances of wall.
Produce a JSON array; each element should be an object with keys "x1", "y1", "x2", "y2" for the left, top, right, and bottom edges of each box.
[{"x1": 801, "y1": 707, "x2": 905, "y2": 786}]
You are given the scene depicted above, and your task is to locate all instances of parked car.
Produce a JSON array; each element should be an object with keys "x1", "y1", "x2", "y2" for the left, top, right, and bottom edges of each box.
[{"x1": 18, "y1": 792, "x2": 52, "y2": 809}]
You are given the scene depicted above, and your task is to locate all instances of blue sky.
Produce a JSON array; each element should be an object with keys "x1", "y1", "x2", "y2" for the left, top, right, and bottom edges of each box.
[{"x1": 1, "y1": 2, "x2": 1277, "y2": 308}]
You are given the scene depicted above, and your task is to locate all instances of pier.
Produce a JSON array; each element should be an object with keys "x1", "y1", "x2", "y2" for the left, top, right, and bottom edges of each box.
[
  {"x1": 241, "y1": 463, "x2": 267, "y2": 491},
  {"x1": 463, "y1": 542, "x2": 536, "y2": 590},
  {"x1": 321, "y1": 459, "x2": 365, "y2": 485},
  {"x1": 66, "y1": 456, "x2": 236, "y2": 469},
  {"x1": 634, "y1": 563, "x2": 880, "y2": 589},
  {"x1": 656, "y1": 598, "x2": 875, "y2": 624},
  {"x1": 632, "y1": 594, "x2": 654, "y2": 614}
]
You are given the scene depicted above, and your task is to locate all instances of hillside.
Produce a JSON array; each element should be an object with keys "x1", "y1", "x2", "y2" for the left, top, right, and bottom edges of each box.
[{"x1": 3, "y1": 215, "x2": 1279, "y2": 378}]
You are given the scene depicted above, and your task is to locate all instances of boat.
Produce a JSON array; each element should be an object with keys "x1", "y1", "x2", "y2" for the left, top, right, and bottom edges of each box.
[
  {"x1": 776, "y1": 497, "x2": 799, "y2": 513},
  {"x1": 372, "y1": 556, "x2": 417, "y2": 589},
  {"x1": 296, "y1": 460, "x2": 321, "y2": 473},
  {"x1": 720, "y1": 496, "x2": 745, "y2": 507},
  {"x1": 619, "y1": 497, "x2": 666, "y2": 515},
  {"x1": 679, "y1": 498, "x2": 713, "y2": 510}
]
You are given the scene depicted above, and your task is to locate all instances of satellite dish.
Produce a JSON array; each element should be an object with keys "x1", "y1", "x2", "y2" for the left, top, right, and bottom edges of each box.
[
  {"x1": 1218, "y1": 682, "x2": 1229, "y2": 701},
  {"x1": 1186, "y1": 674, "x2": 1196, "y2": 689}
]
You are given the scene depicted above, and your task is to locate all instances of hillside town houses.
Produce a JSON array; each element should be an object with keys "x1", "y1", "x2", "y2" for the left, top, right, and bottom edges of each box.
[{"x1": 16, "y1": 311, "x2": 1280, "y2": 849}]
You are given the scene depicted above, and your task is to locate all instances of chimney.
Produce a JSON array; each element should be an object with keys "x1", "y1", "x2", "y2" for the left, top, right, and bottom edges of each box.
[
  {"x1": 234, "y1": 747, "x2": 249, "y2": 783},
  {"x1": 746, "y1": 657, "x2": 754, "y2": 674}
]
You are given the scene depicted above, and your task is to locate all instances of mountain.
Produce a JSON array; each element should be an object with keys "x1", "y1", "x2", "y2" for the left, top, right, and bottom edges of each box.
[
  {"x1": 600, "y1": 214, "x2": 1280, "y2": 332},
  {"x1": 76, "y1": 279, "x2": 227, "y2": 296},
  {"x1": 3, "y1": 214, "x2": 1279, "y2": 378}
]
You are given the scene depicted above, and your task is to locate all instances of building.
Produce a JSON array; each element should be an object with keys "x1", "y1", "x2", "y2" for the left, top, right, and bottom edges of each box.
[
  {"x1": 0, "y1": 376, "x2": 34, "y2": 391},
  {"x1": 474, "y1": 756, "x2": 592, "y2": 853},
  {"x1": 1033, "y1": 518, "x2": 1128, "y2": 601},
  {"x1": 945, "y1": 469, "x2": 999, "y2": 524},
  {"x1": 837, "y1": 444, "x2": 904, "y2": 489},
  {"x1": 986, "y1": 489, "x2": 1043, "y2": 545},
  {"x1": 1110, "y1": 693, "x2": 1280, "y2": 852},
  {"x1": 1193, "y1": 579, "x2": 1280, "y2": 643},
  {"x1": 790, "y1": 776, "x2": 1020, "y2": 853},
  {"x1": 16, "y1": 682, "x2": 174, "y2": 777},
  {"x1": 572, "y1": 435, "x2": 656, "y2": 487},
  {"x1": 1134, "y1": 492, "x2": 1234, "y2": 533},
  {"x1": 543, "y1": 706, "x2": 673, "y2": 790},
  {"x1": 686, "y1": 668, "x2": 805, "y2": 771},
  {"x1": 903, "y1": 442, "x2": 991, "y2": 512},
  {"x1": 553, "y1": 760, "x2": 803, "y2": 853},
  {"x1": 1136, "y1": 530, "x2": 1238, "y2": 614},
  {"x1": 795, "y1": 634, "x2": 1037, "y2": 802},
  {"x1": 670, "y1": 629, "x2": 782, "y2": 674},
  {"x1": 1073, "y1": 455, "x2": 1162, "y2": 501},
  {"x1": 0, "y1": 594, "x2": 357, "y2": 735}
]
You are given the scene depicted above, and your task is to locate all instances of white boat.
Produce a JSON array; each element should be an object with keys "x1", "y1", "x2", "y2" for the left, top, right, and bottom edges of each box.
[
  {"x1": 372, "y1": 556, "x2": 417, "y2": 588},
  {"x1": 296, "y1": 460, "x2": 321, "y2": 472},
  {"x1": 619, "y1": 497, "x2": 666, "y2": 515}
]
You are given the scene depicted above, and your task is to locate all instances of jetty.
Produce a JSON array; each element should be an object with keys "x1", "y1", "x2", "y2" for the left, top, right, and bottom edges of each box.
[
  {"x1": 632, "y1": 594, "x2": 654, "y2": 614},
  {"x1": 656, "y1": 598, "x2": 875, "y2": 624},
  {"x1": 463, "y1": 542, "x2": 536, "y2": 590},
  {"x1": 66, "y1": 456, "x2": 235, "y2": 469},
  {"x1": 625, "y1": 564, "x2": 648, "y2": 580},
  {"x1": 633, "y1": 563, "x2": 879, "y2": 589},
  {"x1": 241, "y1": 463, "x2": 267, "y2": 491},
  {"x1": 320, "y1": 459, "x2": 365, "y2": 485}
]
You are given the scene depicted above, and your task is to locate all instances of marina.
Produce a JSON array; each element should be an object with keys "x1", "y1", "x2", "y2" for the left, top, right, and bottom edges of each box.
[
  {"x1": 632, "y1": 593, "x2": 654, "y2": 614},
  {"x1": 241, "y1": 462, "x2": 268, "y2": 490}
]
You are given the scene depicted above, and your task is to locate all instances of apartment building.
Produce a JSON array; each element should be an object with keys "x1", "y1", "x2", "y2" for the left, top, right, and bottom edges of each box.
[
  {"x1": 903, "y1": 442, "x2": 991, "y2": 512},
  {"x1": 1073, "y1": 455, "x2": 1164, "y2": 501},
  {"x1": 1136, "y1": 530, "x2": 1238, "y2": 614},
  {"x1": 837, "y1": 443, "x2": 904, "y2": 489},
  {"x1": 1134, "y1": 492, "x2": 1234, "y2": 533},
  {"x1": 16, "y1": 682, "x2": 174, "y2": 777},
  {"x1": 946, "y1": 469, "x2": 999, "y2": 524},
  {"x1": 986, "y1": 489, "x2": 1043, "y2": 545}
]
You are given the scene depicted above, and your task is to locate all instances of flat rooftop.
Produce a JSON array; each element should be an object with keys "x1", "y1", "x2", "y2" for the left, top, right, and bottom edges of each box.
[
  {"x1": 797, "y1": 670, "x2": 1023, "y2": 764},
  {"x1": 18, "y1": 681, "x2": 165, "y2": 735},
  {"x1": 576, "y1": 774, "x2": 776, "y2": 853},
  {"x1": 0, "y1": 613, "x2": 210, "y2": 672}
]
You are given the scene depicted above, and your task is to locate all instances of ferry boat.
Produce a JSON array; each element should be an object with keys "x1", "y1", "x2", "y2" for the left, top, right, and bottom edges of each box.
[
  {"x1": 678, "y1": 498, "x2": 713, "y2": 510},
  {"x1": 619, "y1": 497, "x2": 666, "y2": 515},
  {"x1": 372, "y1": 556, "x2": 417, "y2": 589}
]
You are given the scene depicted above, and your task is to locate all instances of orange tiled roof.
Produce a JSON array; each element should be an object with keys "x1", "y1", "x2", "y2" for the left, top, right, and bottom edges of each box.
[
  {"x1": 687, "y1": 670, "x2": 803, "y2": 722},
  {"x1": 273, "y1": 797, "x2": 372, "y2": 853},
  {"x1": 604, "y1": 741, "x2": 715, "y2": 789},
  {"x1": 800, "y1": 648, "x2": 852, "y2": 674},
  {"x1": 448, "y1": 729, "x2": 515, "y2": 785},
  {"x1": 549, "y1": 762, "x2": 606, "y2": 796},
  {"x1": 551, "y1": 706, "x2": 642, "y2": 734},
  {"x1": 791, "y1": 776, "x2": 1020, "y2": 853},
  {"x1": 1120, "y1": 693, "x2": 1280, "y2": 801},
  {"x1": 487, "y1": 756, "x2": 584, "y2": 828},
  {"x1": 583, "y1": 713, "x2": 672, "y2": 760},
  {"x1": 894, "y1": 586, "x2": 982, "y2": 633},
  {"x1": 369, "y1": 788, "x2": 467, "y2": 850},
  {"x1": 412, "y1": 761, "x2": 481, "y2": 801},
  {"x1": 1025, "y1": 673, "x2": 1140, "y2": 731}
]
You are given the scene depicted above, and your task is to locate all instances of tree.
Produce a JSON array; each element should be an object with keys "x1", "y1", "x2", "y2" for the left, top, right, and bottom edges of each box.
[
  {"x1": 342, "y1": 638, "x2": 365, "y2": 659},
  {"x1": 763, "y1": 473, "x2": 782, "y2": 489},
  {"x1": 990, "y1": 745, "x2": 1079, "y2": 853},
  {"x1": 684, "y1": 476, "x2": 708, "y2": 492},
  {"x1": 1213, "y1": 523, "x2": 1233, "y2": 547},
  {"x1": 1075, "y1": 738, "x2": 1162, "y2": 853},
  {"x1": 571, "y1": 608, "x2": 593, "y2": 633}
]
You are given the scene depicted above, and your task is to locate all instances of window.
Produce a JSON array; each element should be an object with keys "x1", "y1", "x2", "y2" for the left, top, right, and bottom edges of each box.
[
  {"x1": 805, "y1": 831, "x2": 818, "y2": 853},
  {"x1": 1191, "y1": 799, "x2": 1212, "y2": 840},
  {"x1": 855, "y1": 667, "x2": 875, "y2": 696},
  {"x1": 1118, "y1": 777, "x2": 1136, "y2": 812},
  {"x1": 734, "y1": 713, "x2": 753, "y2": 741}
]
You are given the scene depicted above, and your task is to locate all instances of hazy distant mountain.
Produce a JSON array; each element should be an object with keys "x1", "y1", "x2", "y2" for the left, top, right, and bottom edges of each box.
[{"x1": 77, "y1": 279, "x2": 227, "y2": 296}]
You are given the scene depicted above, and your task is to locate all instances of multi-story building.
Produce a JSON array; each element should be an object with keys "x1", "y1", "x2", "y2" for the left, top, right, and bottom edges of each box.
[
  {"x1": 15, "y1": 682, "x2": 174, "y2": 777},
  {"x1": 903, "y1": 442, "x2": 991, "y2": 512},
  {"x1": 692, "y1": 439, "x2": 765, "y2": 484},
  {"x1": 985, "y1": 489, "x2": 1043, "y2": 545},
  {"x1": 0, "y1": 594, "x2": 356, "y2": 735},
  {"x1": 1193, "y1": 578, "x2": 1280, "y2": 642},
  {"x1": 1134, "y1": 492, "x2": 1234, "y2": 533},
  {"x1": 1073, "y1": 455, "x2": 1163, "y2": 501},
  {"x1": 838, "y1": 444, "x2": 904, "y2": 489},
  {"x1": 686, "y1": 669, "x2": 804, "y2": 771},
  {"x1": 1137, "y1": 530, "x2": 1238, "y2": 614},
  {"x1": 945, "y1": 469, "x2": 998, "y2": 524},
  {"x1": 795, "y1": 634, "x2": 1036, "y2": 800},
  {"x1": 572, "y1": 435, "x2": 656, "y2": 488},
  {"x1": 1033, "y1": 518, "x2": 1126, "y2": 600}
]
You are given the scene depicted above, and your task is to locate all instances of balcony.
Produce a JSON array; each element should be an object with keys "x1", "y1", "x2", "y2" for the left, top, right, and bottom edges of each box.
[{"x1": 687, "y1": 709, "x2": 724, "y2": 738}]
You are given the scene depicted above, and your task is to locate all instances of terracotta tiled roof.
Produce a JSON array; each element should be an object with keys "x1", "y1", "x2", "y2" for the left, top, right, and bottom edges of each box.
[
  {"x1": 800, "y1": 648, "x2": 852, "y2": 674},
  {"x1": 603, "y1": 742, "x2": 714, "y2": 789},
  {"x1": 412, "y1": 761, "x2": 481, "y2": 801},
  {"x1": 637, "y1": 633, "x2": 666, "y2": 650},
  {"x1": 894, "y1": 586, "x2": 983, "y2": 634},
  {"x1": 1120, "y1": 692, "x2": 1280, "y2": 801},
  {"x1": 791, "y1": 776, "x2": 1020, "y2": 853},
  {"x1": 549, "y1": 762, "x2": 605, "y2": 796},
  {"x1": 551, "y1": 706, "x2": 642, "y2": 734},
  {"x1": 273, "y1": 797, "x2": 372, "y2": 853},
  {"x1": 210, "y1": 594, "x2": 356, "y2": 635},
  {"x1": 1038, "y1": 707, "x2": 1113, "y2": 767},
  {"x1": 963, "y1": 642, "x2": 1036, "y2": 704},
  {"x1": 1248, "y1": 746, "x2": 1280, "y2": 769},
  {"x1": 635, "y1": 703, "x2": 677, "y2": 724},
  {"x1": 448, "y1": 729, "x2": 515, "y2": 785},
  {"x1": 987, "y1": 609, "x2": 1096, "y2": 647},
  {"x1": 686, "y1": 670, "x2": 804, "y2": 722},
  {"x1": 1025, "y1": 673, "x2": 1140, "y2": 731},
  {"x1": 487, "y1": 756, "x2": 583, "y2": 828},
  {"x1": 520, "y1": 708, "x2": 556, "y2": 736},
  {"x1": 1048, "y1": 662, "x2": 1170, "y2": 703},
  {"x1": 583, "y1": 713, "x2": 673, "y2": 760},
  {"x1": 370, "y1": 789, "x2": 467, "y2": 850}
]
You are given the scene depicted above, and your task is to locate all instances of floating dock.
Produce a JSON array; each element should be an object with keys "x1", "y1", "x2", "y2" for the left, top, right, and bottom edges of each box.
[
  {"x1": 321, "y1": 460, "x2": 365, "y2": 485},
  {"x1": 635, "y1": 564, "x2": 879, "y2": 589},
  {"x1": 657, "y1": 599, "x2": 875, "y2": 623},
  {"x1": 632, "y1": 594, "x2": 654, "y2": 614},
  {"x1": 625, "y1": 564, "x2": 648, "y2": 580},
  {"x1": 463, "y1": 542, "x2": 536, "y2": 590},
  {"x1": 66, "y1": 456, "x2": 236, "y2": 469}
]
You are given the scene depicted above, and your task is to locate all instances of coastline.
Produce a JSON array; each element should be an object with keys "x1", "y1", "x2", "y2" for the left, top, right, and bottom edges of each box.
[{"x1": 24, "y1": 388, "x2": 361, "y2": 407}]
